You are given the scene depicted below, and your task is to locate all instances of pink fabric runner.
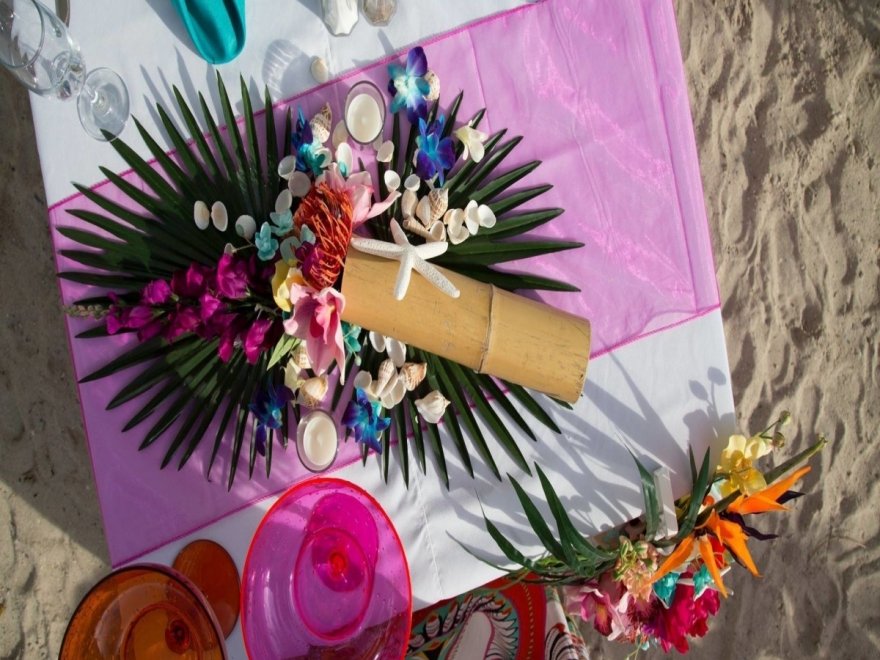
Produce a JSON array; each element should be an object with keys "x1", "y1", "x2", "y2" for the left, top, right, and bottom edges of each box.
[{"x1": 49, "y1": 0, "x2": 719, "y2": 565}]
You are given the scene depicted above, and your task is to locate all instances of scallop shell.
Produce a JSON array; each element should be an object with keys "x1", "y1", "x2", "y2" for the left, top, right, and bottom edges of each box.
[
  {"x1": 404, "y1": 174, "x2": 421, "y2": 191},
  {"x1": 376, "y1": 140, "x2": 394, "y2": 163},
  {"x1": 193, "y1": 200, "x2": 210, "y2": 230},
  {"x1": 210, "y1": 201, "x2": 228, "y2": 231},
  {"x1": 291, "y1": 342, "x2": 311, "y2": 371},
  {"x1": 332, "y1": 120, "x2": 349, "y2": 150},
  {"x1": 288, "y1": 171, "x2": 312, "y2": 198},
  {"x1": 400, "y1": 362, "x2": 427, "y2": 391},
  {"x1": 298, "y1": 375, "x2": 329, "y2": 408},
  {"x1": 275, "y1": 189, "x2": 293, "y2": 213},
  {"x1": 424, "y1": 70, "x2": 440, "y2": 102},
  {"x1": 376, "y1": 359, "x2": 396, "y2": 394},
  {"x1": 235, "y1": 214, "x2": 257, "y2": 240},
  {"x1": 310, "y1": 103, "x2": 332, "y2": 144},
  {"x1": 400, "y1": 189, "x2": 418, "y2": 218},
  {"x1": 278, "y1": 155, "x2": 296, "y2": 180},
  {"x1": 310, "y1": 56, "x2": 329, "y2": 84},
  {"x1": 428, "y1": 187, "x2": 448, "y2": 221},
  {"x1": 383, "y1": 169, "x2": 401, "y2": 191}
]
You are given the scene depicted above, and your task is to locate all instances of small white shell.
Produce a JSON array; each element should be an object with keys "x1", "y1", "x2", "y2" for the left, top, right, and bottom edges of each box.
[
  {"x1": 298, "y1": 375, "x2": 329, "y2": 408},
  {"x1": 372, "y1": 135, "x2": 384, "y2": 151},
  {"x1": 283, "y1": 360, "x2": 305, "y2": 392},
  {"x1": 477, "y1": 204, "x2": 496, "y2": 229},
  {"x1": 400, "y1": 362, "x2": 427, "y2": 391},
  {"x1": 310, "y1": 56, "x2": 329, "y2": 84},
  {"x1": 404, "y1": 174, "x2": 421, "y2": 191},
  {"x1": 415, "y1": 196, "x2": 433, "y2": 227},
  {"x1": 335, "y1": 142, "x2": 353, "y2": 173},
  {"x1": 381, "y1": 377, "x2": 406, "y2": 408},
  {"x1": 464, "y1": 200, "x2": 480, "y2": 234},
  {"x1": 426, "y1": 220, "x2": 446, "y2": 243},
  {"x1": 278, "y1": 155, "x2": 296, "y2": 180},
  {"x1": 376, "y1": 358, "x2": 396, "y2": 394},
  {"x1": 353, "y1": 370, "x2": 373, "y2": 392},
  {"x1": 332, "y1": 120, "x2": 349, "y2": 150},
  {"x1": 424, "y1": 71, "x2": 440, "y2": 102},
  {"x1": 193, "y1": 200, "x2": 210, "y2": 230},
  {"x1": 235, "y1": 214, "x2": 257, "y2": 240},
  {"x1": 310, "y1": 103, "x2": 332, "y2": 144},
  {"x1": 223, "y1": 242, "x2": 235, "y2": 255},
  {"x1": 288, "y1": 171, "x2": 312, "y2": 198},
  {"x1": 383, "y1": 169, "x2": 401, "y2": 191},
  {"x1": 376, "y1": 140, "x2": 394, "y2": 163},
  {"x1": 444, "y1": 209, "x2": 469, "y2": 244},
  {"x1": 386, "y1": 337, "x2": 406, "y2": 368},
  {"x1": 210, "y1": 201, "x2": 228, "y2": 231},
  {"x1": 415, "y1": 390, "x2": 450, "y2": 424},
  {"x1": 368, "y1": 330, "x2": 386, "y2": 353},
  {"x1": 291, "y1": 342, "x2": 311, "y2": 371},
  {"x1": 275, "y1": 189, "x2": 293, "y2": 213},
  {"x1": 401, "y1": 189, "x2": 418, "y2": 218}
]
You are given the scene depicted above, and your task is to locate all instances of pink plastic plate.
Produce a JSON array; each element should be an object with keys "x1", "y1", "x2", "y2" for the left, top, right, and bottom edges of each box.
[{"x1": 241, "y1": 478, "x2": 412, "y2": 659}]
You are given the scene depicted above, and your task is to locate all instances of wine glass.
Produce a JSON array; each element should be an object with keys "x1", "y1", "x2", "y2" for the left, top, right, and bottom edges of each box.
[{"x1": 0, "y1": 0, "x2": 129, "y2": 140}]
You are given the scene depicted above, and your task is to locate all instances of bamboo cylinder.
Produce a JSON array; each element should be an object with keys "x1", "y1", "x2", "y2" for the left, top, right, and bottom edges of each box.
[{"x1": 340, "y1": 250, "x2": 591, "y2": 403}]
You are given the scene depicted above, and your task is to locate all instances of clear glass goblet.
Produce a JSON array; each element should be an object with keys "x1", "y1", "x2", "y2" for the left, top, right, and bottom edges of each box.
[{"x1": 0, "y1": 0, "x2": 129, "y2": 140}]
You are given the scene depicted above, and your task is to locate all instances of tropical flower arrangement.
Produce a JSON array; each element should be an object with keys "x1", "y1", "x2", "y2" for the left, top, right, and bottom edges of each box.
[
  {"x1": 472, "y1": 414, "x2": 826, "y2": 654},
  {"x1": 59, "y1": 47, "x2": 582, "y2": 488}
]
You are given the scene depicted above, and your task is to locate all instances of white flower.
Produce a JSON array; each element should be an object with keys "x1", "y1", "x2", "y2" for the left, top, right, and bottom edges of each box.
[{"x1": 455, "y1": 125, "x2": 489, "y2": 163}]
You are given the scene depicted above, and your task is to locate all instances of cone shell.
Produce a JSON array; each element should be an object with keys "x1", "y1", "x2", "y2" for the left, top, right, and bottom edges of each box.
[
  {"x1": 400, "y1": 362, "x2": 427, "y2": 391},
  {"x1": 298, "y1": 375, "x2": 328, "y2": 407},
  {"x1": 403, "y1": 216, "x2": 432, "y2": 240},
  {"x1": 310, "y1": 103, "x2": 332, "y2": 144}
]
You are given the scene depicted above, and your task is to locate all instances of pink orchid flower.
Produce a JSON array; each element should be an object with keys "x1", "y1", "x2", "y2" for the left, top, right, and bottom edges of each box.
[
  {"x1": 321, "y1": 163, "x2": 400, "y2": 228},
  {"x1": 283, "y1": 285, "x2": 346, "y2": 377}
]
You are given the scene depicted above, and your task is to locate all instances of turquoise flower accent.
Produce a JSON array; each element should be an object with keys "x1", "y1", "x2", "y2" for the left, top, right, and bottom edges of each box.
[
  {"x1": 692, "y1": 564, "x2": 714, "y2": 598},
  {"x1": 653, "y1": 571, "x2": 681, "y2": 608},
  {"x1": 342, "y1": 388, "x2": 391, "y2": 453},
  {"x1": 387, "y1": 47, "x2": 430, "y2": 124},
  {"x1": 269, "y1": 208, "x2": 293, "y2": 236},
  {"x1": 341, "y1": 322, "x2": 363, "y2": 365},
  {"x1": 255, "y1": 222, "x2": 279, "y2": 261}
]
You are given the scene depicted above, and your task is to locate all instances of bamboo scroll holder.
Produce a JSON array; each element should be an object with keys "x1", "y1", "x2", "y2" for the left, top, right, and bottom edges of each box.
[{"x1": 340, "y1": 250, "x2": 591, "y2": 403}]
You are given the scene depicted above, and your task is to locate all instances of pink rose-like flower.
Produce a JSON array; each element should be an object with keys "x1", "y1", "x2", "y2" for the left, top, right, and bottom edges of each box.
[
  {"x1": 283, "y1": 286, "x2": 345, "y2": 376},
  {"x1": 322, "y1": 164, "x2": 399, "y2": 228}
]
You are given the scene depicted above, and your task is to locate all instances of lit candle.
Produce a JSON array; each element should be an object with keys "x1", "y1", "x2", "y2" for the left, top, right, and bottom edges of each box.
[
  {"x1": 297, "y1": 411, "x2": 339, "y2": 472},
  {"x1": 344, "y1": 81, "x2": 385, "y2": 145}
]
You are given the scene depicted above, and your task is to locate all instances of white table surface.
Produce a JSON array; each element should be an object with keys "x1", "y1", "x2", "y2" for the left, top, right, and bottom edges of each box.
[{"x1": 29, "y1": 1, "x2": 735, "y2": 658}]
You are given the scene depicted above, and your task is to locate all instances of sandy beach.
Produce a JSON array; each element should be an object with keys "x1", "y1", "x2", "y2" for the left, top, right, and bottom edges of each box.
[{"x1": 1, "y1": 2, "x2": 878, "y2": 658}]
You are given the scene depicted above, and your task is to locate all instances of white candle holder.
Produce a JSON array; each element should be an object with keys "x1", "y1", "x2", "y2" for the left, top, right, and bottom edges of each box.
[
  {"x1": 296, "y1": 410, "x2": 340, "y2": 473},
  {"x1": 344, "y1": 80, "x2": 386, "y2": 146}
]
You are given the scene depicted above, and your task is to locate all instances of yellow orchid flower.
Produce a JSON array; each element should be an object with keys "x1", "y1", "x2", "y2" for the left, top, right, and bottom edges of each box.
[
  {"x1": 717, "y1": 434, "x2": 773, "y2": 497},
  {"x1": 271, "y1": 260, "x2": 305, "y2": 312}
]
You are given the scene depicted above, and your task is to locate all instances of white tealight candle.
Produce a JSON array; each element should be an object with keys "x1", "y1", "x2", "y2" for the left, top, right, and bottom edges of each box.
[
  {"x1": 297, "y1": 411, "x2": 339, "y2": 471},
  {"x1": 346, "y1": 92, "x2": 383, "y2": 144}
]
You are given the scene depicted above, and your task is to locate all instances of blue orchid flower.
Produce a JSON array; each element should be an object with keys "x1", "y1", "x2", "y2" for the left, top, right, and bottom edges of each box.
[
  {"x1": 255, "y1": 222, "x2": 279, "y2": 261},
  {"x1": 249, "y1": 382, "x2": 293, "y2": 456},
  {"x1": 342, "y1": 388, "x2": 391, "y2": 453},
  {"x1": 291, "y1": 107, "x2": 327, "y2": 176},
  {"x1": 653, "y1": 571, "x2": 681, "y2": 608},
  {"x1": 388, "y1": 47, "x2": 430, "y2": 124},
  {"x1": 415, "y1": 115, "x2": 456, "y2": 185},
  {"x1": 341, "y1": 322, "x2": 363, "y2": 365},
  {"x1": 269, "y1": 208, "x2": 293, "y2": 236}
]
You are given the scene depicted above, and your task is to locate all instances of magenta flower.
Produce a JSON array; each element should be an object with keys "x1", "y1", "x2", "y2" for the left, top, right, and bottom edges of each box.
[
  {"x1": 282, "y1": 287, "x2": 345, "y2": 376},
  {"x1": 141, "y1": 279, "x2": 172, "y2": 305},
  {"x1": 243, "y1": 317, "x2": 274, "y2": 365},
  {"x1": 164, "y1": 306, "x2": 201, "y2": 341},
  {"x1": 215, "y1": 253, "x2": 249, "y2": 299},
  {"x1": 171, "y1": 263, "x2": 211, "y2": 298},
  {"x1": 642, "y1": 577, "x2": 720, "y2": 653},
  {"x1": 566, "y1": 573, "x2": 634, "y2": 641}
]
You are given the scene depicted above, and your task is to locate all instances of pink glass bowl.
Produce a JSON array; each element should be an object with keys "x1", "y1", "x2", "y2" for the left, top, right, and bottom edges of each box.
[{"x1": 240, "y1": 478, "x2": 412, "y2": 659}]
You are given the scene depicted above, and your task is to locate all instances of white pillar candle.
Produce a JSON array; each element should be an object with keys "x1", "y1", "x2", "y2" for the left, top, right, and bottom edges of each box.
[
  {"x1": 345, "y1": 93, "x2": 383, "y2": 144},
  {"x1": 297, "y1": 411, "x2": 339, "y2": 472}
]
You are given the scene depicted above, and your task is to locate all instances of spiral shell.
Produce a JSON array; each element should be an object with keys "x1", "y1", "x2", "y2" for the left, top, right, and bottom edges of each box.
[
  {"x1": 376, "y1": 358, "x2": 396, "y2": 395},
  {"x1": 428, "y1": 187, "x2": 448, "y2": 221},
  {"x1": 310, "y1": 103, "x2": 332, "y2": 144},
  {"x1": 415, "y1": 390, "x2": 450, "y2": 424}
]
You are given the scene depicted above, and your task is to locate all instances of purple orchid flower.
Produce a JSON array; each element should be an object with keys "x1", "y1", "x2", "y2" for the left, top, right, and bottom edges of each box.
[
  {"x1": 249, "y1": 381, "x2": 293, "y2": 456},
  {"x1": 416, "y1": 115, "x2": 456, "y2": 185}
]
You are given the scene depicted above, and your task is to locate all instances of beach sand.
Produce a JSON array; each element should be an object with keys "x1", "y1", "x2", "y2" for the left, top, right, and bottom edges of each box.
[{"x1": 1, "y1": 1, "x2": 877, "y2": 657}]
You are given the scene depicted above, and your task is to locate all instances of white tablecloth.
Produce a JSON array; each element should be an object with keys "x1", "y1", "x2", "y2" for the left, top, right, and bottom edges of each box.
[{"x1": 30, "y1": 1, "x2": 735, "y2": 658}]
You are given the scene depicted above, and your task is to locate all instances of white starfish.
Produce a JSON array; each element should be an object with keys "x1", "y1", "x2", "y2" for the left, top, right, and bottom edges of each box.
[{"x1": 349, "y1": 220, "x2": 460, "y2": 301}]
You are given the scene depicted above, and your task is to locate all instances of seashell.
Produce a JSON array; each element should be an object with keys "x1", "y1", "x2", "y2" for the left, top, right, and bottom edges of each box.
[
  {"x1": 223, "y1": 242, "x2": 235, "y2": 255},
  {"x1": 275, "y1": 189, "x2": 293, "y2": 213},
  {"x1": 353, "y1": 370, "x2": 373, "y2": 393},
  {"x1": 235, "y1": 214, "x2": 257, "y2": 240},
  {"x1": 193, "y1": 200, "x2": 210, "y2": 230},
  {"x1": 376, "y1": 359, "x2": 396, "y2": 394},
  {"x1": 376, "y1": 140, "x2": 394, "y2": 163},
  {"x1": 381, "y1": 377, "x2": 406, "y2": 408},
  {"x1": 403, "y1": 216, "x2": 433, "y2": 240},
  {"x1": 310, "y1": 56, "x2": 329, "y2": 84},
  {"x1": 362, "y1": 0, "x2": 397, "y2": 26},
  {"x1": 404, "y1": 173, "x2": 421, "y2": 191},
  {"x1": 383, "y1": 169, "x2": 401, "y2": 191},
  {"x1": 278, "y1": 155, "x2": 297, "y2": 180},
  {"x1": 444, "y1": 209, "x2": 469, "y2": 244},
  {"x1": 368, "y1": 330, "x2": 386, "y2": 353},
  {"x1": 424, "y1": 70, "x2": 440, "y2": 102},
  {"x1": 477, "y1": 203, "x2": 496, "y2": 229},
  {"x1": 464, "y1": 200, "x2": 480, "y2": 234},
  {"x1": 400, "y1": 189, "x2": 418, "y2": 217},
  {"x1": 288, "y1": 171, "x2": 312, "y2": 198},
  {"x1": 400, "y1": 362, "x2": 427, "y2": 391},
  {"x1": 291, "y1": 342, "x2": 311, "y2": 371},
  {"x1": 309, "y1": 103, "x2": 332, "y2": 144},
  {"x1": 428, "y1": 187, "x2": 448, "y2": 221},
  {"x1": 331, "y1": 120, "x2": 349, "y2": 150},
  {"x1": 210, "y1": 201, "x2": 228, "y2": 231},
  {"x1": 283, "y1": 361, "x2": 305, "y2": 392},
  {"x1": 415, "y1": 195, "x2": 433, "y2": 227},
  {"x1": 426, "y1": 220, "x2": 446, "y2": 243},
  {"x1": 298, "y1": 375, "x2": 329, "y2": 408},
  {"x1": 335, "y1": 142, "x2": 353, "y2": 173},
  {"x1": 415, "y1": 390, "x2": 450, "y2": 424},
  {"x1": 321, "y1": 0, "x2": 359, "y2": 36},
  {"x1": 386, "y1": 337, "x2": 406, "y2": 368}
]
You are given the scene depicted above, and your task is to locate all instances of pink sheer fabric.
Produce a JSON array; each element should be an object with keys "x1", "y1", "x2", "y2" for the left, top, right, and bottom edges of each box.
[{"x1": 49, "y1": 0, "x2": 719, "y2": 565}]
